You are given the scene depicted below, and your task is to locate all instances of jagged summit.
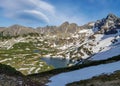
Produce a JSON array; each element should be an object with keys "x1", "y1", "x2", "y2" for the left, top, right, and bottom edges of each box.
[
  {"x1": 106, "y1": 13, "x2": 118, "y2": 20},
  {"x1": 94, "y1": 13, "x2": 120, "y2": 34}
]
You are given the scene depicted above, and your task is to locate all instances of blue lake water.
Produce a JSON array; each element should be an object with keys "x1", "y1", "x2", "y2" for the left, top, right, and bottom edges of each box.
[{"x1": 41, "y1": 57, "x2": 69, "y2": 68}]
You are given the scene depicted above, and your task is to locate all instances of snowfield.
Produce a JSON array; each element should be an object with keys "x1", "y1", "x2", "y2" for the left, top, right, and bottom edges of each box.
[
  {"x1": 92, "y1": 45, "x2": 120, "y2": 60},
  {"x1": 47, "y1": 61, "x2": 120, "y2": 86},
  {"x1": 90, "y1": 31, "x2": 120, "y2": 60}
]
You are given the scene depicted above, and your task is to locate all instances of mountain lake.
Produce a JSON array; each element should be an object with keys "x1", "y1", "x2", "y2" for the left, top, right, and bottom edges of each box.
[{"x1": 41, "y1": 57, "x2": 70, "y2": 68}]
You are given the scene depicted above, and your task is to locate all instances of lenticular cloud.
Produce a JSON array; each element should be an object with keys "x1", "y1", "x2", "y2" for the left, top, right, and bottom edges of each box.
[{"x1": 0, "y1": 0, "x2": 55, "y2": 24}]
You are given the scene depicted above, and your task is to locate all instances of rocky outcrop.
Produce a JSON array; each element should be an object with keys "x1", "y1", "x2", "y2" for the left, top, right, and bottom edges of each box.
[
  {"x1": 36, "y1": 25, "x2": 57, "y2": 35},
  {"x1": 94, "y1": 13, "x2": 120, "y2": 34},
  {"x1": 0, "y1": 74, "x2": 23, "y2": 86},
  {"x1": 37, "y1": 21, "x2": 79, "y2": 35}
]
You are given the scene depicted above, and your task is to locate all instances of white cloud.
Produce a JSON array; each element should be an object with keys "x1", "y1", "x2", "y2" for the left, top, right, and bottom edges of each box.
[
  {"x1": 0, "y1": 0, "x2": 55, "y2": 24},
  {"x1": 23, "y1": 10, "x2": 49, "y2": 23},
  {"x1": 30, "y1": 0, "x2": 55, "y2": 14},
  {"x1": 0, "y1": 0, "x2": 88, "y2": 26}
]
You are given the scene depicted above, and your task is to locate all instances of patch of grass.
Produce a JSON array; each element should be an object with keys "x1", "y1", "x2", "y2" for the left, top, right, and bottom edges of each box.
[{"x1": 0, "y1": 41, "x2": 54, "y2": 75}]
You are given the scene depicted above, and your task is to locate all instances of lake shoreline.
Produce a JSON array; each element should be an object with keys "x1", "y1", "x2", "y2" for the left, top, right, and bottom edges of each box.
[{"x1": 40, "y1": 57, "x2": 71, "y2": 68}]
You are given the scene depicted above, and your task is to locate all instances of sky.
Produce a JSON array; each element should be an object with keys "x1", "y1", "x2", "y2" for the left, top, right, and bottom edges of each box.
[{"x1": 0, "y1": 0, "x2": 120, "y2": 27}]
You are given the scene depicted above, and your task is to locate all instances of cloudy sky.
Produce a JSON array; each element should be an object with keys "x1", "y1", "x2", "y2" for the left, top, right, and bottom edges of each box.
[{"x1": 0, "y1": 0, "x2": 120, "y2": 27}]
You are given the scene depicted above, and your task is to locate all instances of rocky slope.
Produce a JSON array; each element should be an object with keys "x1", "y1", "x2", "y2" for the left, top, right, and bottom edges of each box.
[{"x1": 0, "y1": 63, "x2": 43, "y2": 86}]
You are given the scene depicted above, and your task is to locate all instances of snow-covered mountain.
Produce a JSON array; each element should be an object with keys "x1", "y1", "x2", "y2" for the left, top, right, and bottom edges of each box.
[
  {"x1": 94, "y1": 13, "x2": 120, "y2": 34},
  {"x1": 61, "y1": 13, "x2": 120, "y2": 63}
]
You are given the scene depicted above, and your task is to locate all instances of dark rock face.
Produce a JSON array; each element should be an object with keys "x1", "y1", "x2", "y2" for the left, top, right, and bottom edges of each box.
[
  {"x1": 0, "y1": 74, "x2": 42, "y2": 86},
  {"x1": 104, "y1": 28, "x2": 118, "y2": 35},
  {"x1": 106, "y1": 13, "x2": 118, "y2": 21},
  {"x1": 0, "y1": 74, "x2": 23, "y2": 86},
  {"x1": 94, "y1": 13, "x2": 120, "y2": 34},
  {"x1": 0, "y1": 63, "x2": 42, "y2": 86}
]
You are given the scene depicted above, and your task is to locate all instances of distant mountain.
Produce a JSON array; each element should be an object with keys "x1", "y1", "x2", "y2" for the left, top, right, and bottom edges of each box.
[
  {"x1": 58, "y1": 22, "x2": 78, "y2": 33},
  {"x1": 0, "y1": 27, "x2": 5, "y2": 31},
  {"x1": 94, "y1": 13, "x2": 120, "y2": 34},
  {"x1": 0, "y1": 21, "x2": 95, "y2": 36},
  {"x1": 36, "y1": 21, "x2": 79, "y2": 35},
  {"x1": 0, "y1": 24, "x2": 38, "y2": 36}
]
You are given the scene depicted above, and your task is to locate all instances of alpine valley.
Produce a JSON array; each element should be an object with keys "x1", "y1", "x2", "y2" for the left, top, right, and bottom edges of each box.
[{"x1": 0, "y1": 13, "x2": 120, "y2": 86}]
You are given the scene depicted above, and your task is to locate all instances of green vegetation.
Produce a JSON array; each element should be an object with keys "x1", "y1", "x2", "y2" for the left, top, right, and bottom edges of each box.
[
  {"x1": 22, "y1": 33, "x2": 40, "y2": 37},
  {"x1": 0, "y1": 32, "x2": 19, "y2": 40},
  {"x1": 0, "y1": 42, "x2": 54, "y2": 75}
]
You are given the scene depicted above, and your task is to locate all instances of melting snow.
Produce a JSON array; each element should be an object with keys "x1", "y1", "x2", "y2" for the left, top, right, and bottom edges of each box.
[{"x1": 92, "y1": 45, "x2": 120, "y2": 60}]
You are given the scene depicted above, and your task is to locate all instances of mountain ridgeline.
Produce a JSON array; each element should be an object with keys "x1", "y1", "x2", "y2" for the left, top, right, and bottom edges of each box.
[
  {"x1": 0, "y1": 14, "x2": 120, "y2": 37},
  {"x1": 0, "y1": 21, "x2": 93, "y2": 36}
]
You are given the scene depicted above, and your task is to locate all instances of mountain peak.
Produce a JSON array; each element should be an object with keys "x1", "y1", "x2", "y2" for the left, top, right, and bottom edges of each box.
[
  {"x1": 9, "y1": 24, "x2": 25, "y2": 28},
  {"x1": 106, "y1": 13, "x2": 118, "y2": 20},
  {"x1": 61, "y1": 21, "x2": 69, "y2": 26}
]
